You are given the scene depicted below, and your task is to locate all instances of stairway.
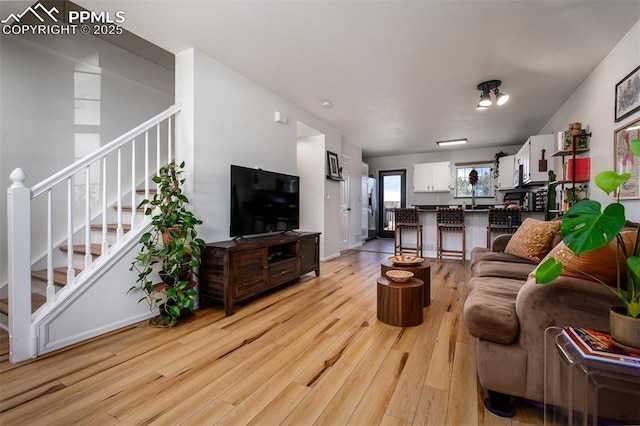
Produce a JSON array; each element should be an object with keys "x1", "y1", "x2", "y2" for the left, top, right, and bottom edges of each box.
[
  {"x1": 0, "y1": 191, "x2": 152, "y2": 318},
  {"x1": 5, "y1": 103, "x2": 179, "y2": 363}
]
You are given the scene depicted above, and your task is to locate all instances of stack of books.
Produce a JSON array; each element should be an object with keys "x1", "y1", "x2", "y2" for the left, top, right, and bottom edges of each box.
[{"x1": 562, "y1": 327, "x2": 640, "y2": 367}]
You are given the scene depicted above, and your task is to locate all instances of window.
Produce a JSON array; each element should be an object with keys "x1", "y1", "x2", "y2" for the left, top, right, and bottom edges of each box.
[{"x1": 455, "y1": 164, "x2": 493, "y2": 197}]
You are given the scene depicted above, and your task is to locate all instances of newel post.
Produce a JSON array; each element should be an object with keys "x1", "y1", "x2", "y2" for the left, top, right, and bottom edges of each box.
[{"x1": 7, "y1": 168, "x2": 34, "y2": 362}]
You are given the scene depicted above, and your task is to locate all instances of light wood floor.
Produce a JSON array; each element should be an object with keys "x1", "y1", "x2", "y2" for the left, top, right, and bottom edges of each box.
[{"x1": 0, "y1": 240, "x2": 544, "y2": 425}]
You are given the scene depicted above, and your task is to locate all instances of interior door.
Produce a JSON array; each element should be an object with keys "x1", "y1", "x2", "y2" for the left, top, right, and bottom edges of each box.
[
  {"x1": 339, "y1": 154, "x2": 351, "y2": 252},
  {"x1": 378, "y1": 169, "x2": 406, "y2": 238}
]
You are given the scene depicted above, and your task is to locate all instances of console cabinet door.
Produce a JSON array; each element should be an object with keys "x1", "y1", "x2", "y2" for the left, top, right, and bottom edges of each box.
[
  {"x1": 233, "y1": 248, "x2": 267, "y2": 300},
  {"x1": 299, "y1": 235, "x2": 319, "y2": 275}
]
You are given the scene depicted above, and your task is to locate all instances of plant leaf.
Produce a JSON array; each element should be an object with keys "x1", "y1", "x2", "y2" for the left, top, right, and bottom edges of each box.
[
  {"x1": 628, "y1": 256, "x2": 640, "y2": 284},
  {"x1": 561, "y1": 200, "x2": 625, "y2": 255},
  {"x1": 535, "y1": 258, "x2": 564, "y2": 284},
  {"x1": 594, "y1": 171, "x2": 631, "y2": 195},
  {"x1": 628, "y1": 302, "x2": 640, "y2": 318}
]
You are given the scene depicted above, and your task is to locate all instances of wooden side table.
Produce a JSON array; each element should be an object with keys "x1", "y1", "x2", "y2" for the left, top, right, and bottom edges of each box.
[
  {"x1": 376, "y1": 276, "x2": 424, "y2": 327},
  {"x1": 380, "y1": 260, "x2": 431, "y2": 307}
]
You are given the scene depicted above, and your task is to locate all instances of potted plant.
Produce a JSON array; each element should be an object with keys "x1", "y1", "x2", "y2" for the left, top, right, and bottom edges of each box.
[
  {"x1": 129, "y1": 161, "x2": 206, "y2": 327},
  {"x1": 536, "y1": 138, "x2": 640, "y2": 351}
]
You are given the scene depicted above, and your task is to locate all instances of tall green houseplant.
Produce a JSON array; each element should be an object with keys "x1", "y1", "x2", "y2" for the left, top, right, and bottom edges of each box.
[
  {"x1": 536, "y1": 138, "x2": 640, "y2": 319},
  {"x1": 130, "y1": 161, "x2": 206, "y2": 326}
]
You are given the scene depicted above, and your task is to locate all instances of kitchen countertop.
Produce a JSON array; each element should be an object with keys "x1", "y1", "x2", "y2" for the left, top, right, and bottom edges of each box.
[{"x1": 413, "y1": 205, "x2": 544, "y2": 213}]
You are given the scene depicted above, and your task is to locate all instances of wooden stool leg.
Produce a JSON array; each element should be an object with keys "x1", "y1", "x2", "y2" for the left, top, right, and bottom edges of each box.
[
  {"x1": 437, "y1": 226, "x2": 441, "y2": 262},
  {"x1": 462, "y1": 225, "x2": 466, "y2": 264},
  {"x1": 487, "y1": 226, "x2": 491, "y2": 248}
]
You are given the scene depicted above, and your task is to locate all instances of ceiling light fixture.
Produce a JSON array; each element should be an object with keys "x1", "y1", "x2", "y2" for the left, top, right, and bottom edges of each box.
[
  {"x1": 476, "y1": 80, "x2": 509, "y2": 110},
  {"x1": 437, "y1": 139, "x2": 468, "y2": 147},
  {"x1": 322, "y1": 100, "x2": 333, "y2": 108}
]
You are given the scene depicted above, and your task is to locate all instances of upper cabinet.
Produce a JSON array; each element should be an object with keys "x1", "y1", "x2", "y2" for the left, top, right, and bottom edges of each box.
[
  {"x1": 413, "y1": 161, "x2": 450, "y2": 192},
  {"x1": 515, "y1": 134, "x2": 554, "y2": 185},
  {"x1": 497, "y1": 154, "x2": 515, "y2": 190}
]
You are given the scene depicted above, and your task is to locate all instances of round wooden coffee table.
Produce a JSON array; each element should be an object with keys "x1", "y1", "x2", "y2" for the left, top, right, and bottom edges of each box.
[
  {"x1": 381, "y1": 260, "x2": 431, "y2": 307},
  {"x1": 376, "y1": 276, "x2": 424, "y2": 327}
]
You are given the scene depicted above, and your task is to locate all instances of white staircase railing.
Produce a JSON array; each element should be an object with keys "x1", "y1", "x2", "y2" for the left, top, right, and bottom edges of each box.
[{"x1": 6, "y1": 104, "x2": 180, "y2": 363}]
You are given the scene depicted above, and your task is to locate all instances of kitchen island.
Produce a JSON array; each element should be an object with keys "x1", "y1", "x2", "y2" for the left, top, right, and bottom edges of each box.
[{"x1": 410, "y1": 206, "x2": 544, "y2": 260}]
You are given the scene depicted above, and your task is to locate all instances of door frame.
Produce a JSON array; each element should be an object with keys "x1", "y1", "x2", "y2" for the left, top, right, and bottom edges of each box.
[{"x1": 378, "y1": 169, "x2": 406, "y2": 238}]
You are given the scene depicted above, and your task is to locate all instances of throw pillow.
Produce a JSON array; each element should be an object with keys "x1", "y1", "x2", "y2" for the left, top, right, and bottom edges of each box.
[
  {"x1": 530, "y1": 230, "x2": 637, "y2": 285},
  {"x1": 504, "y1": 218, "x2": 561, "y2": 262}
]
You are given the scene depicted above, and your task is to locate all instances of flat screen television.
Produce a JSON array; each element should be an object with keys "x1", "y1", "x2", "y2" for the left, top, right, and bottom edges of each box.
[{"x1": 230, "y1": 165, "x2": 300, "y2": 237}]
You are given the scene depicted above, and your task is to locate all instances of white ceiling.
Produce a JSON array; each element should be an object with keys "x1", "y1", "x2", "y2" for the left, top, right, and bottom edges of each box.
[{"x1": 72, "y1": 0, "x2": 640, "y2": 158}]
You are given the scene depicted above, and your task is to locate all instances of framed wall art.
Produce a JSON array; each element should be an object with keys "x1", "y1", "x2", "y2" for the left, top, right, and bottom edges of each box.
[
  {"x1": 327, "y1": 150, "x2": 342, "y2": 180},
  {"x1": 615, "y1": 65, "x2": 640, "y2": 122},
  {"x1": 614, "y1": 117, "x2": 640, "y2": 199}
]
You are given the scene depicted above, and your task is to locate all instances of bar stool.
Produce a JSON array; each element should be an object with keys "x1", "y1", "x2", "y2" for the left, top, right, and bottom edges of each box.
[
  {"x1": 394, "y1": 207, "x2": 423, "y2": 257},
  {"x1": 486, "y1": 207, "x2": 522, "y2": 248},
  {"x1": 436, "y1": 207, "x2": 466, "y2": 263}
]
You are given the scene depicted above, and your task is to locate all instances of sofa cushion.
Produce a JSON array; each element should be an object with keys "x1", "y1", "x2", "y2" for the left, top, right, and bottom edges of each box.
[
  {"x1": 464, "y1": 277, "x2": 524, "y2": 344},
  {"x1": 472, "y1": 260, "x2": 537, "y2": 281},
  {"x1": 504, "y1": 218, "x2": 561, "y2": 262},
  {"x1": 530, "y1": 230, "x2": 638, "y2": 285},
  {"x1": 470, "y1": 247, "x2": 538, "y2": 270}
]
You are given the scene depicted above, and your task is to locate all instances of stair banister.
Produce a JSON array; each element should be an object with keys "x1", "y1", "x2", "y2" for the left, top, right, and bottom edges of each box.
[{"x1": 30, "y1": 104, "x2": 181, "y2": 198}]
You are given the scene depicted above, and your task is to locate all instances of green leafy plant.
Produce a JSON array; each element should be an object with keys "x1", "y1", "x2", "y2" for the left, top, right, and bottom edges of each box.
[
  {"x1": 536, "y1": 138, "x2": 640, "y2": 317},
  {"x1": 129, "y1": 161, "x2": 206, "y2": 326}
]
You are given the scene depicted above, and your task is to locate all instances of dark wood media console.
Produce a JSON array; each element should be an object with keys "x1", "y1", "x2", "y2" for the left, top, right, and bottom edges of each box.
[{"x1": 200, "y1": 232, "x2": 320, "y2": 316}]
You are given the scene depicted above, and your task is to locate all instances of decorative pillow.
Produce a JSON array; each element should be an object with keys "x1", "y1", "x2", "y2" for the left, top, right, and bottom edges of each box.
[
  {"x1": 530, "y1": 230, "x2": 637, "y2": 285},
  {"x1": 504, "y1": 218, "x2": 561, "y2": 262}
]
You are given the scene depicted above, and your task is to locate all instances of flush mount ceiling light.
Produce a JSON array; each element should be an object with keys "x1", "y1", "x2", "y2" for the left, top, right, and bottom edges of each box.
[
  {"x1": 476, "y1": 80, "x2": 509, "y2": 110},
  {"x1": 322, "y1": 100, "x2": 333, "y2": 108},
  {"x1": 437, "y1": 139, "x2": 467, "y2": 147}
]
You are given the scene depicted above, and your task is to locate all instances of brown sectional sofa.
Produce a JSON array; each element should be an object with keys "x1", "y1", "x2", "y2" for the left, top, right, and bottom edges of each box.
[{"x1": 464, "y1": 233, "x2": 628, "y2": 417}]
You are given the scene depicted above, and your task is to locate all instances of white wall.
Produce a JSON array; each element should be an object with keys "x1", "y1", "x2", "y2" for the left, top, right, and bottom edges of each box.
[
  {"x1": 0, "y1": 32, "x2": 174, "y2": 285},
  {"x1": 366, "y1": 144, "x2": 522, "y2": 208},
  {"x1": 175, "y1": 49, "x2": 345, "y2": 260},
  {"x1": 540, "y1": 19, "x2": 640, "y2": 222},
  {"x1": 297, "y1": 135, "x2": 325, "y2": 238}
]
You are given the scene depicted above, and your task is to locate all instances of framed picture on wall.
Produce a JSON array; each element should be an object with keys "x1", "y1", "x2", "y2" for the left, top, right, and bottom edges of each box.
[
  {"x1": 327, "y1": 151, "x2": 342, "y2": 180},
  {"x1": 614, "y1": 117, "x2": 640, "y2": 199},
  {"x1": 615, "y1": 65, "x2": 640, "y2": 122}
]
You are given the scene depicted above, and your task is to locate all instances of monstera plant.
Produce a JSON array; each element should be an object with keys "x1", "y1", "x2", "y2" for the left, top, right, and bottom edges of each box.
[{"x1": 536, "y1": 137, "x2": 640, "y2": 349}]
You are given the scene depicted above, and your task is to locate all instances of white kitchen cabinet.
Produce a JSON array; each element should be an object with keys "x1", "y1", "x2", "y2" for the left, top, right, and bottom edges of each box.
[
  {"x1": 497, "y1": 155, "x2": 515, "y2": 190},
  {"x1": 515, "y1": 134, "x2": 554, "y2": 186},
  {"x1": 413, "y1": 161, "x2": 451, "y2": 192}
]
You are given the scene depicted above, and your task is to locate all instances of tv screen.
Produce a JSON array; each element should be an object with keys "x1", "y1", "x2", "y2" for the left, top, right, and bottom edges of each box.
[{"x1": 230, "y1": 165, "x2": 300, "y2": 237}]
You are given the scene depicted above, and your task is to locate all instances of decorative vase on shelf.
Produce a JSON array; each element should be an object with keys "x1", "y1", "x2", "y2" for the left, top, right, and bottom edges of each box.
[{"x1": 610, "y1": 307, "x2": 640, "y2": 354}]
